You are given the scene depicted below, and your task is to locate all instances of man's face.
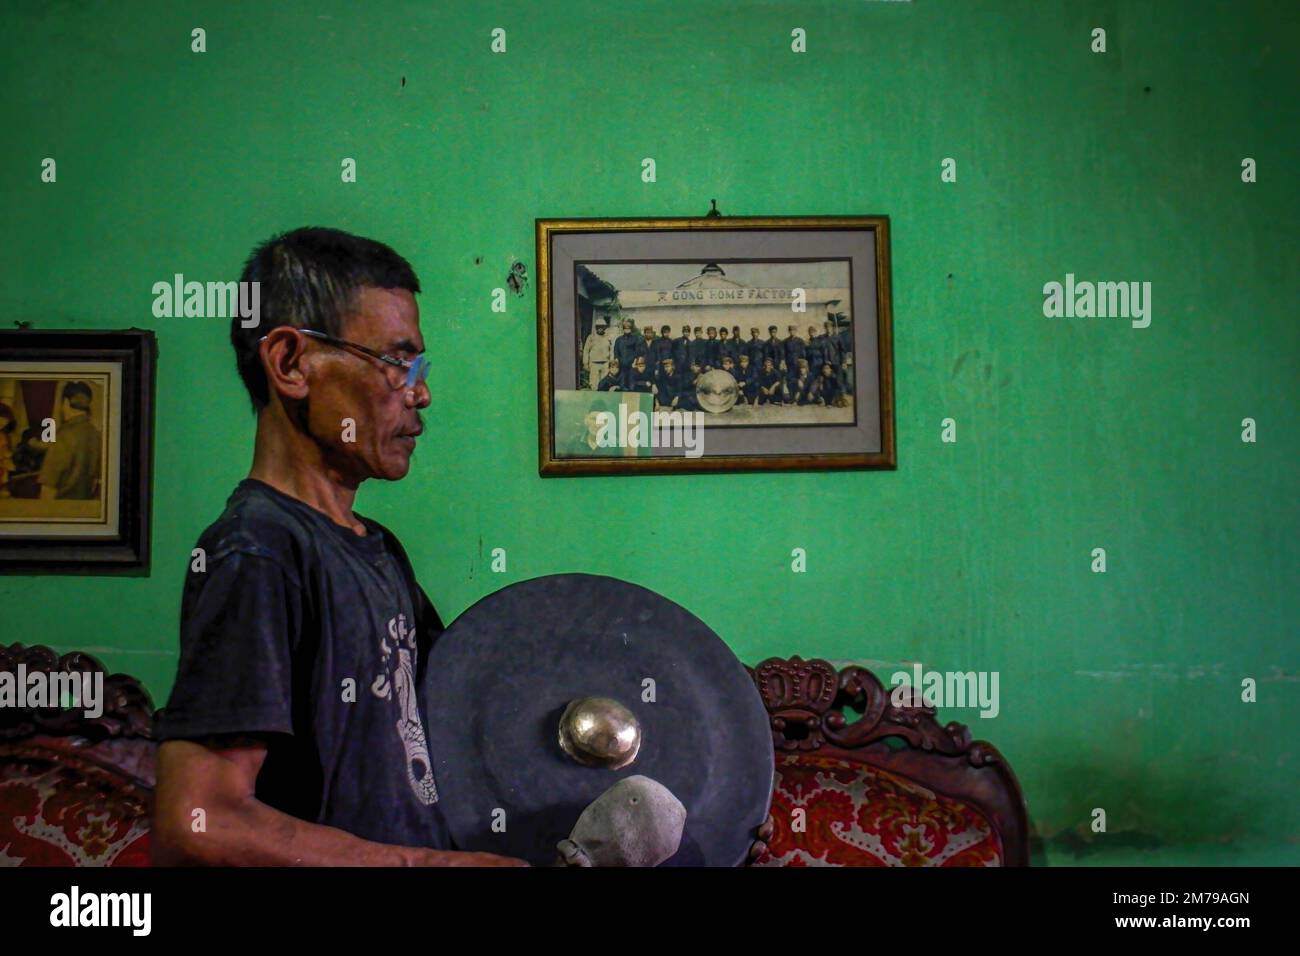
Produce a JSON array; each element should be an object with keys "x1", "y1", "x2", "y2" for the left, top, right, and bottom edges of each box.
[
  {"x1": 719, "y1": 329, "x2": 728, "y2": 339},
  {"x1": 633, "y1": 357, "x2": 645, "y2": 372},
  {"x1": 596, "y1": 325, "x2": 606, "y2": 335},
  {"x1": 622, "y1": 321, "x2": 632, "y2": 333},
  {"x1": 663, "y1": 360, "x2": 675, "y2": 375},
  {"x1": 306, "y1": 287, "x2": 428, "y2": 483},
  {"x1": 643, "y1": 328, "x2": 654, "y2": 340},
  {"x1": 60, "y1": 398, "x2": 86, "y2": 423}
]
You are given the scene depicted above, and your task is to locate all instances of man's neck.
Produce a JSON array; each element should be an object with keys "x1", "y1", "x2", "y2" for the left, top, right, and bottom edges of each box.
[{"x1": 248, "y1": 406, "x2": 367, "y2": 535}]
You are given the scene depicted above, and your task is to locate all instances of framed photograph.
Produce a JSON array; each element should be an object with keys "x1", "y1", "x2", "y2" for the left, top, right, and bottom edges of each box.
[
  {"x1": 537, "y1": 216, "x2": 894, "y2": 476},
  {"x1": 0, "y1": 329, "x2": 156, "y2": 572}
]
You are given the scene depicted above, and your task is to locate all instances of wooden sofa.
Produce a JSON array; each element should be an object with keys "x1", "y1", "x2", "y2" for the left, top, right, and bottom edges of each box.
[
  {"x1": 0, "y1": 644, "x2": 1029, "y2": 866},
  {"x1": 747, "y1": 656, "x2": 1029, "y2": 866}
]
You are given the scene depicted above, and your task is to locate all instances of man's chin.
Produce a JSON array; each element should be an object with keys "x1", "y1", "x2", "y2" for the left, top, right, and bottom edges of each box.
[{"x1": 374, "y1": 450, "x2": 414, "y2": 481}]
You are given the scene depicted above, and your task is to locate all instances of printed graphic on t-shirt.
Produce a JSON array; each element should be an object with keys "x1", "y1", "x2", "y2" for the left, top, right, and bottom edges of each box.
[{"x1": 369, "y1": 612, "x2": 439, "y2": 805}]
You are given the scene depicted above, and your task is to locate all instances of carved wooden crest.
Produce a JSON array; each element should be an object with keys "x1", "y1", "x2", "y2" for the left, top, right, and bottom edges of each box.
[{"x1": 0, "y1": 643, "x2": 155, "y2": 741}]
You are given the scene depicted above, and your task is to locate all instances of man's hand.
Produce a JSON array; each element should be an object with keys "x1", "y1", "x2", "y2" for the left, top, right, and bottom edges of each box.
[{"x1": 746, "y1": 813, "x2": 776, "y2": 864}]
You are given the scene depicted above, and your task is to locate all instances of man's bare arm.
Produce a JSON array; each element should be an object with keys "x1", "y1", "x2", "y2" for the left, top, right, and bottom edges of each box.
[{"x1": 152, "y1": 737, "x2": 526, "y2": 867}]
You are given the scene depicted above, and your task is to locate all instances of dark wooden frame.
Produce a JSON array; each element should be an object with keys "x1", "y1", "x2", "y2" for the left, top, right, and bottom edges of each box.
[
  {"x1": 0, "y1": 329, "x2": 156, "y2": 573},
  {"x1": 749, "y1": 655, "x2": 1031, "y2": 866},
  {"x1": 537, "y1": 216, "x2": 896, "y2": 476}
]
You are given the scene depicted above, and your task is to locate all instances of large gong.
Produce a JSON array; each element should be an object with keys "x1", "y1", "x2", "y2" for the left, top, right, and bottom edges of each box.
[{"x1": 422, "y1": 573, "x2": 773, "y2": 866}]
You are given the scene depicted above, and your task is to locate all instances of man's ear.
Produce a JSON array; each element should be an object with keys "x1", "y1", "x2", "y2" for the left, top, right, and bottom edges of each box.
[{"x1": 261, "y1": 327, "x2": 311, "y2": 403}]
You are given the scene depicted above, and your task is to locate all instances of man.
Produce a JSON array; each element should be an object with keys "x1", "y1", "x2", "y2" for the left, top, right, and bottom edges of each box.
[
  {"x1": 0, "y1": 401, "x2": 15, "y2": 498},
  {"x1": 718, "y1": 327, "x2": 739, "y2": 369},
  {"x1": 650, "y1": 324, "x2": 675, "y2": 371},
  {"x1": 676, "y1": 363, "x2": 703, "y2": 412},
  {"x1": 688, "y1": 326, "x2": 709, "y2": 373},
  {"x1": 581, "y1": 319, "x2": 613, "y2": 390},
  {"x1": 653, "y1": 357, "x2": 682, "y2": 410},
  {"x1": 38, "y1": 381, "x2": 102, "y2": 500},
  {"x1": 11, "y1": 426, "x2": 48, "y2": 476},
  {"x1": 836, "y1": 319, "x2": 854, "y2": 395},
  {"x1": 814, "y1": 362, "x2": 845, "y2": 406},
  {"x1": 762, "y1": 325, "x2": 784, "y2": 373},
  {"x1": 783, "y1": 325, "x2": 807, "y2": 390},
  {"x1": 672, "y1": 325, "x2": 692, "y2": 373},
  {"x1": 757, "y1": 357, "x2": 783, "y2": 405},
  {"x1": 595, "y1": 360, "x2": 622, "y2": 391},
  {"x1": 640, "y1": 325, "x2": 658, "y2": 371},
  {"x1": 805, "y1": 325, "x2": 826, "y2": 382},
  {"x1": 735, "y1": 353, "x2": 758, "y2": 406},
  {"x1": 788, "y1": 358, "x2": 815, "y2": 406},
  {"x1": 626, "y1": 355, "x2": 653, "y2": 393},
  {"x1": 703, "y1": 327, "x2": 720, "y2": 371},
  {"x1": 821, "y1": 319, "x2": 843, "y2": 381},
  {"x1": 745, "y1": 327, "x2": 765, "y2": 369},
  {"x1": 613, "y1": 318, "x2": 645, "y2": 389},
  {"x1": 152, "y1": 227, "x2": 525, "y2": 867}
]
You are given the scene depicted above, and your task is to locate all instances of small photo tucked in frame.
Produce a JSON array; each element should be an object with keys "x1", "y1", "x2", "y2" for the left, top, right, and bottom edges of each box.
[
  {"x1": 0, "y1": 373, "x2": 114, "y2": 525},
  {"x1": 538, "y1": 217, "x2": 894, "y2": 476},
  {"x1": 0, "y1": 330, "x2": 155, "y2": 572}
]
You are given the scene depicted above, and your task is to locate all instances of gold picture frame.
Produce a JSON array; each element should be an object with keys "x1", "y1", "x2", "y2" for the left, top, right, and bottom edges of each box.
[
  {"x1": 537, "y1": 215, "x2": 895, "y2": 476},
  {"x1": 0, "y1": 329, "x2": 155, "y2": 572}
]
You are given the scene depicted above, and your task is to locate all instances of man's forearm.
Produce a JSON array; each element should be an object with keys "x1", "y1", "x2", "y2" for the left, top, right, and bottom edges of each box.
[{"x1": 155, "y1": 793, "x2": 451, "y2": 866}]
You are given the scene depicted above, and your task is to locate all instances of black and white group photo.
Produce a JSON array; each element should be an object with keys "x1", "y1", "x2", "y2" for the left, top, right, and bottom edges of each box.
[{"x1": 574, "y1": 261, "x2": 856, "y2": 426}]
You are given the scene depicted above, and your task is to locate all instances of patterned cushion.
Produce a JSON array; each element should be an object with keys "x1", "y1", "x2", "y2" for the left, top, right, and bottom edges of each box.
[
  {"x1": 0, "y1": 740, "x2": 153, "y2": 867},
  {"x1": 753, "y1": 752, "x2": 1003, "y2": 867}
]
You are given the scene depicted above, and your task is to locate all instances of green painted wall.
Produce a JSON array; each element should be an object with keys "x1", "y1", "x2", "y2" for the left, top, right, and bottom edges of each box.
[{"x1": 2, "y1": 1, "x2": 1296, "y2": 866}]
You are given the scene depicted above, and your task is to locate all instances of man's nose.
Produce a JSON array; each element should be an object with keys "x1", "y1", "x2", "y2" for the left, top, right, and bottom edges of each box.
[{"x1": 407, "y1": 381, "x2": 431, "y2": 408}]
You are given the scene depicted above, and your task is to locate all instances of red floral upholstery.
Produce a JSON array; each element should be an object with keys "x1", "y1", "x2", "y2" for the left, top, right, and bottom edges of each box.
[
  {"x1": 0, "y1": 739, "x2": 153, "y2": 867},
  {"x1": 753, "y1": 752, "x2": 1003, "y2": 867},
  {"x1": 0, "y1": 647, "x2": 1026, "y2": 868}
]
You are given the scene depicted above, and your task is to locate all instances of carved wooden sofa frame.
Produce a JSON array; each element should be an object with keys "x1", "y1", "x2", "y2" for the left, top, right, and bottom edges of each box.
[
  {"x1": 1, "y1": 645, "x2": 1029, "y2": 866},
  {"x1": 748, "y1": 655, "x2": 1030, "y2": 866}
]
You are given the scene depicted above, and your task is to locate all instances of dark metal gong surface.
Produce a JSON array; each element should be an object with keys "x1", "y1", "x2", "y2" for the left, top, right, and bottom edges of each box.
[{"x1": 423, "y1": 573, "x2": 774, "y2": 866}]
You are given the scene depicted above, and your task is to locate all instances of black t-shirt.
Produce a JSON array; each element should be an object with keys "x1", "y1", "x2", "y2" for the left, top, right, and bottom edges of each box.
[{"x1": 155, "y1": 478, "x2": 453, "y2": 850}]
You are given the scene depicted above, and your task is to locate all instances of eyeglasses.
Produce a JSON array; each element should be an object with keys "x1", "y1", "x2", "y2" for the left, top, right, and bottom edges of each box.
[{"x1": 260, "y1": 329, "x2": 430, "y2": 391}]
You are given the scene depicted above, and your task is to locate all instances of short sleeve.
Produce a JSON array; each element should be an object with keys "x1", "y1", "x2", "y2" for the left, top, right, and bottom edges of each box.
[{"x1": 154, "y1": 550, "x2": 303, "y2": 741}]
